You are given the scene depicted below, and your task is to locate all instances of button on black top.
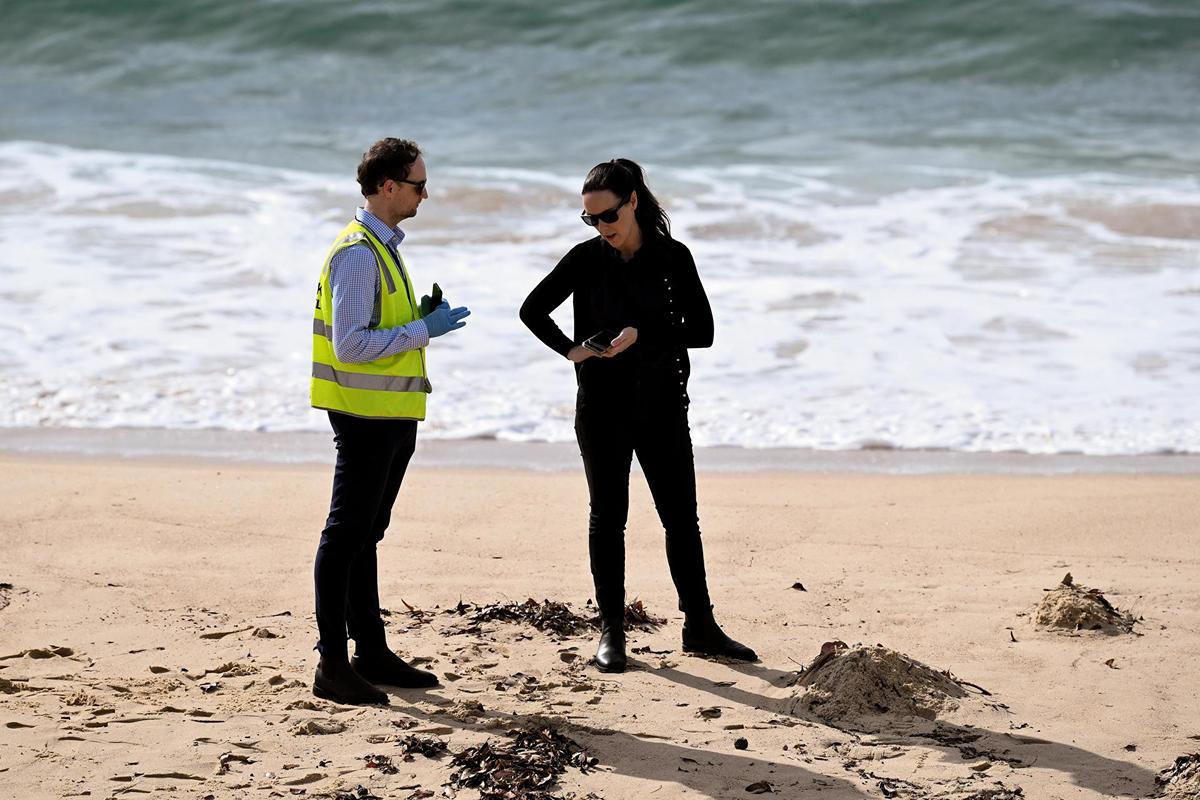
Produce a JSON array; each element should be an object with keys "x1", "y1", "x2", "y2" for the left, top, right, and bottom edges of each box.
[{"x1": 520, "y1": 234, "x2": 714, "y2": 403}]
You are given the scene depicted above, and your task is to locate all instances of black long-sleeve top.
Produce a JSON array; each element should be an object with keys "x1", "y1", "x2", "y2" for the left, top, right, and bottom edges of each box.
[{"x1": 519, "y1": 234, "x2": 714, "y2": 406}]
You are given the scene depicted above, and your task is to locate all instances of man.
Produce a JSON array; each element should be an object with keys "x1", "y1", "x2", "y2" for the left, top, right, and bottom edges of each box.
[{"x1": 310, "y1": 138, "x2": 470, "y2": 705}]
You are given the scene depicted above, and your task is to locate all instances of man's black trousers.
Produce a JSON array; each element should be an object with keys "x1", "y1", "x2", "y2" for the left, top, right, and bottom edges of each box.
[{"x1": 314, "y1": 411, "x2": 417, "y2": 663}]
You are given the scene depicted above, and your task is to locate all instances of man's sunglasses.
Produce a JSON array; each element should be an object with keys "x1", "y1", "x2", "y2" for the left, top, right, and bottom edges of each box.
[
  {"x1": 386, "y1": 177, "x2": 427, "y2": 193},
  {"x1": 580, "y1": 197, "x2": 628, "y2": 227}
]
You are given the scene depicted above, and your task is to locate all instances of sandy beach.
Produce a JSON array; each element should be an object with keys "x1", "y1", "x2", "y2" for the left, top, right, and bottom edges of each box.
[{"x1": 1, "y1": 449, "x2": 1197, "y2": 799}]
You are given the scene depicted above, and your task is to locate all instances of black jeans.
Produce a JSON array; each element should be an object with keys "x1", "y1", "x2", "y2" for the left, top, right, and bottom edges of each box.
[
  {"x1": 314, "y1": 411, "x2": 417, "y2": 663},
  {"x1": 574, "y1": 394, "x2": 711, "y2": 620}
]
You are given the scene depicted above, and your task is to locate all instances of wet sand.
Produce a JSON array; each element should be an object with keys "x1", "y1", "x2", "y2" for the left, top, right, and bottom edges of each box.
[{"x1": 1, "y1": 451, "x2": 1197, "y2": 799}]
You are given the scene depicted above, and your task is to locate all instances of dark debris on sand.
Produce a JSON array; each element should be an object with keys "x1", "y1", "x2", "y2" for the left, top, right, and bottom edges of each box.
[
  {"x1": 397, "y1": 598, "x2": 436, "y2": 627},
  {"x1": 397, "y1": 734, "x2": 450, "y2": 760},
  {"x1": 915, "y1": 725, "x2": 1028, "y2": 767},
  {"x1": 618, "y1": 598, "x2": 666, "y2": 631},
  {"x1": 449, "y1": 599, "x2": 595, "y2": 637},
  {"x1": 332, "y1": 787, "x2": 383, "y2": 800},
  {"x1": 446, "y1": 597, "x2": 664, "y2": 637},
  {"x1": 1151, "y1": 753, "x2": 1200, "y2": 798},
  {"x1": 447, "y1": 726, "x2": 599, "y2": 800},
  {"x1": 362, "y1": 753, "x2": 399, "y2": 774}
]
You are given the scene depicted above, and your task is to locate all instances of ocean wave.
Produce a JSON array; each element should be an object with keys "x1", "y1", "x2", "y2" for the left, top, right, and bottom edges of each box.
[
  {"x1": 2, "y1": 0, "x2": 1197, "y2": 179},
  {"x1": 0, "y1": 140, "x2": 1197, "y2": 455},
  {"x1": 5, "y1": 0, "x2": 1198, "y2": 76}
]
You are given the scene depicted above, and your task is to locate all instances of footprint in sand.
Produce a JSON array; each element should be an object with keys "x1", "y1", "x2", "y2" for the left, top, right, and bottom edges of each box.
[
  {"x1": 0, "y1": 645, "x2": 76, "y2": 660},
  {"x1": 291, "y1": 718, "x2": 347, "y2": 736},
  {"x1": 285, "y1": 699, "x2": 329, "y2": 711},
  {"x1": 216, "y1": 752, "x2": 255, "y2": 775},
  {"x1": 198, "y1": 626, "x2": 254, "y2": 640},
  {"x1": 205, "y1": 661, "x2": 259, "y2": 677}
]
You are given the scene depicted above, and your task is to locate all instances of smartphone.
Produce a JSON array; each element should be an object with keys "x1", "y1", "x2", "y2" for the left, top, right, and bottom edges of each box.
[
  {"x1": 420, "y1": 283, "x2": 444, "y2": 317},
  {"x1": 583, "y1": 328, "x2": 620, "y2": 354}
]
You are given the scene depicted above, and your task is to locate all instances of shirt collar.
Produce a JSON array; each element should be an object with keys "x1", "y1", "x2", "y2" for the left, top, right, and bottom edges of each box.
[{"x1": 356, "y1": 207, "x2": 406, "y2": 248}]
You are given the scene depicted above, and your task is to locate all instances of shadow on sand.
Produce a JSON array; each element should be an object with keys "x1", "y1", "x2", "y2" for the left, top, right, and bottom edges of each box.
[
  {"x1": 377, "y1": 677, "x2": 874, "y2": 799},
  {"x1": 647, "y1": 657, "x2": 1157, "y2": 798}
]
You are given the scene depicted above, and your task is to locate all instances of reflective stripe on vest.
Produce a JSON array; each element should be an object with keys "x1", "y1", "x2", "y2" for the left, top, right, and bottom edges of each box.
[{"x1": 311, "y1": 363, "x2": 429, "y2": 393}]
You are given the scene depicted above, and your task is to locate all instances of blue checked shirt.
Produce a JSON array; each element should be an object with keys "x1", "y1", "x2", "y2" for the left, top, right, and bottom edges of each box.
[{"x1": 328, "y1": 207, "x2": 430, "y2": 364}]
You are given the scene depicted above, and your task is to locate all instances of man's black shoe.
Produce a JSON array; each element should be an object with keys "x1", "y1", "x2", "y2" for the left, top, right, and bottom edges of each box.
[
  {"x1": 594, "y1": 618, "x2": 627, "y2": 673},
  {"x1": 313, "y1": 657, "x2": 389, "y2": 705},
  {"x1": 682, "y1": 608, "x2": 758, "y2": 662},
  {"x1": 351, "y1": 649, "x2": 440, "y2": 689}
]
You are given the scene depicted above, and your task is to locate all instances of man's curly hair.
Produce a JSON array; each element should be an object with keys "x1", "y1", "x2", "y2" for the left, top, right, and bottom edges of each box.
[{"x1": 356, "y1": 138, "x2": 422, "y2": 197}]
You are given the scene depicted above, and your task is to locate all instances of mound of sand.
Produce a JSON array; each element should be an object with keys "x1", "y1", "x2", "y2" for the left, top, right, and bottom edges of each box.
[
  {"x1": 1034, "y1": 573, "x2": 1135, "y2": 634},
  {"x1": 795, "y1": 641, "x2": 970, "y2": 730},
  {"x1": 1151, "y1": 754, "x2": 1200, "y2": 799}
]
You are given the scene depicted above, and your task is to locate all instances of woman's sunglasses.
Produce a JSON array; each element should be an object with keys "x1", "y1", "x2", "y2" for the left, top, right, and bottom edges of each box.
[{"x1": 580, "y1": 197, "x2": 628, "y2": 227}]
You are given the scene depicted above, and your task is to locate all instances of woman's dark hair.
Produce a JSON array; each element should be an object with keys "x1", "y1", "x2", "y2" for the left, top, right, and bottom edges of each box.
[
  {"x1": 357, "y1": 138, "x2": 422, "y2": 197},
  {"x1": 582, "y1": 158, "x2": 671, "y2": 240}
]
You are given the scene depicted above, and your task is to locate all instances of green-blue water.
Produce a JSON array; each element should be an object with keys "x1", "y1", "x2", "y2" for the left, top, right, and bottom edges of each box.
[{"x1": 3, "y1": 0, "x2": 1197, "y2": 175}]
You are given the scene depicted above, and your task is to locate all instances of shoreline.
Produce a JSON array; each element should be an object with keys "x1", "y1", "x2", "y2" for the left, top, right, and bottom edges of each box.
[{"x1": 1, "y1": 425, "x2": 1199, "y2": 475}]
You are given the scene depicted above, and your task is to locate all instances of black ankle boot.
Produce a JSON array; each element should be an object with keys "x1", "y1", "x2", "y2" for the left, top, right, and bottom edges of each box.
[
  {"x1": 351, "y1": 649, "x2": 440, "y2": 689},
  {"x1": 682, "y1": 607, "x2": 757, "y2": 662},
  {"x1": 594, "y1": 617, "x2": 627, "y2": 673},
  {"x1": 313, "y1": 656, "x2": 389, "y2": 705}
]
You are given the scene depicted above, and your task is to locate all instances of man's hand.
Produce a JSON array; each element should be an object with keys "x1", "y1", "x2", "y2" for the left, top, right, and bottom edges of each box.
[
  {"x1": 424, "y1": 303, "x2": 470, "y2": 338},
  {"x1": 600, "y1": 327, "x2": 637, "y2": 357}
]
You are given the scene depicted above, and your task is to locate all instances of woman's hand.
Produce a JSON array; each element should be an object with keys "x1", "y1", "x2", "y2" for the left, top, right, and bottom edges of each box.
[
  {"x1": 601, "y1": 327, "x2": 638, "y2": 357},
  {"x1": 567, "y1": 345, "x2": 595, "y2": 363}
]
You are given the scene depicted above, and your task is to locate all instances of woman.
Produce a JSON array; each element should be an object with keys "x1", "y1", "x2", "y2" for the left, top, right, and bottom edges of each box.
[{"x1": 519, "y1": 159, "x2": 756, "y2": 672}]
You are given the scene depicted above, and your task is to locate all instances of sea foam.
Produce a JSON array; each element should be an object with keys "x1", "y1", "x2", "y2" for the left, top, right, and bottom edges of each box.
[{"x1": 1, "y1": 141, "x2": 1196, "y2": 454}]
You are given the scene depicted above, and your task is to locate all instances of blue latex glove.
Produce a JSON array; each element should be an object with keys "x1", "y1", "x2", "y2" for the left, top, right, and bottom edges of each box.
[{"x1": 424, "y1": 302, "x2": 471, "y2": 338}]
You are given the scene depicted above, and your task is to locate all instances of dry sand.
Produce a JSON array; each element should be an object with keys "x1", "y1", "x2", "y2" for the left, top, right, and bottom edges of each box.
[{"x1": 1, "y1": 452, "x2": 1198, "y2": 799}]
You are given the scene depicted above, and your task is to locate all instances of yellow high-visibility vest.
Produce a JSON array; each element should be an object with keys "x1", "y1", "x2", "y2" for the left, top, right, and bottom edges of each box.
[{"x1": 311, "y1": 219, "x2": 431, "y2": 420}]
